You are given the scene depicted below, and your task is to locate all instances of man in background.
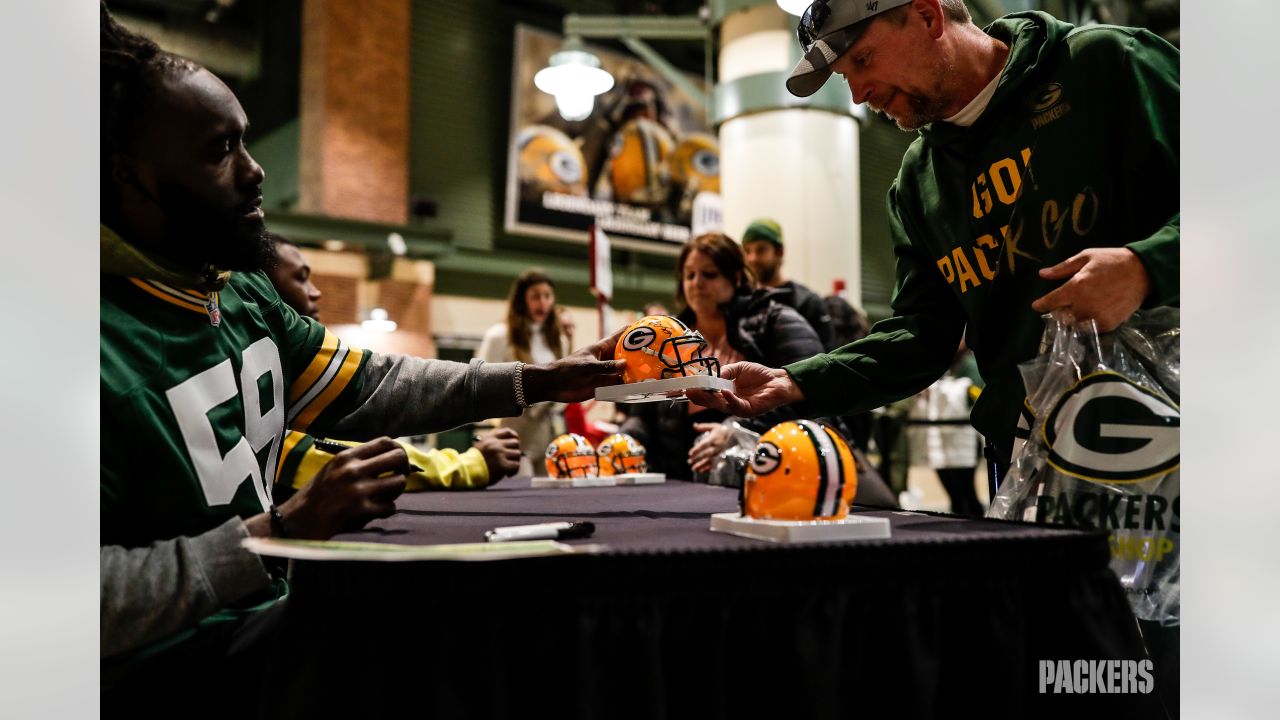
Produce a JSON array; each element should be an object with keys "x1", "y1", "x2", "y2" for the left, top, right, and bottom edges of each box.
[
  {"x1": 263, "y1": 232, "x2": 322, "y2": 321},
  {"x1": 741, "y1": 218, "x2": 835, "y2": 349}
]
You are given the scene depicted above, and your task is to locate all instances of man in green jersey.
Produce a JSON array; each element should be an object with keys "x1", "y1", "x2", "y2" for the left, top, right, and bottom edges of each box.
[
  {"x1": 688, "y1": 0, "x2": 1178, "y2": 711},
  {"x1": 99, "y1": 4, "x2": 621, "y2": 710}
]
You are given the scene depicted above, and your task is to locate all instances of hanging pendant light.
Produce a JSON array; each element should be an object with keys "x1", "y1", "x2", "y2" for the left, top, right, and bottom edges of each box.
[
  {"x1": 534, "y1": 36, "x2": 615, "y2": 122},
  {"x1": 777, "y1": 0, "x2": 811, "y2": 17},
  {"x1": 362, "y1": 308, "x2": 397, "y2": 333}
]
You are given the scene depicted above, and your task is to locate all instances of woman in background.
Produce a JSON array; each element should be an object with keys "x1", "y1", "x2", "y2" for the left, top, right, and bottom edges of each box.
[
  {"x1": 620, "y1": 233, "x2": 821, "y2": 482},
  {"x1": 478, "y1": 269, "x2": 573, "y2": 467},
  {"x1": 624, "y1": 234, "x2": 895, "y2": 505}
]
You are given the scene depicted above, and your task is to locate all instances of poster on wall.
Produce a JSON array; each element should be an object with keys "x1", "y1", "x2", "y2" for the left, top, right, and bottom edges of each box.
[{"x1": 504, "y1": 25, "x2": 722, "y2": 251}]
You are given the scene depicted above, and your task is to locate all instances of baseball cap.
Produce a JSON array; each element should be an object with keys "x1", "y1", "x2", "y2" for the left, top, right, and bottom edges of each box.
[
  {"x1": 786, "y1": 0, "x2": 913, "y2": 98},
  {"x1": 743, "y1": 219, "x2": 783, "y2": 246}
]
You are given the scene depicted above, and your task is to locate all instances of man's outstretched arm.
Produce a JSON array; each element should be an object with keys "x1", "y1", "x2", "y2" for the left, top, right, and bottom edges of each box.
[{"x1": 319, "y1": 329, "x2": 626, "y2": 440}]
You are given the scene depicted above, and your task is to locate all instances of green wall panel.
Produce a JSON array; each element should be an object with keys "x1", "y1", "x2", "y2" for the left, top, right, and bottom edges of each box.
[{"x1": 410, "y1": 0, "x2": 512, "y2": 251}]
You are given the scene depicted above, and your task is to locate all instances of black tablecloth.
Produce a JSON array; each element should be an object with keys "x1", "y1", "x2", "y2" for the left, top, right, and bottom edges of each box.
[{"x1": 261, "y1": 477, "x2": 1163, "y2": 719}]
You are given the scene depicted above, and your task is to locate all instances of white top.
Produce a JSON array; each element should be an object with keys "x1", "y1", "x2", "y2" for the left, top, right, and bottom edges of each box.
[
  {"x1": 477, "y1": 322, "x2": 558, "y2": 365},
  {"x1": 476, "y1": 322, "x2": 565, "y2": 464},
  {"x1": 908, "y1": 374, "x2": 980, "y2": 469},
  {"x1": 944, "y1": 72, "x2": 1001, "y2": 127}
]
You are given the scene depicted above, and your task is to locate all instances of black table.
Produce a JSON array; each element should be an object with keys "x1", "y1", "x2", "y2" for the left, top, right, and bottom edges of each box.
[{"x1": 261, "y1": 477, "x2": 1163, "y2": 719}]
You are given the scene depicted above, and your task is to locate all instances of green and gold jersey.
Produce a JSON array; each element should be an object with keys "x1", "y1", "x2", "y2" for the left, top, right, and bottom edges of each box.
[{"x1": 101, "y1": 269, "x2": 370, "y2": 548}]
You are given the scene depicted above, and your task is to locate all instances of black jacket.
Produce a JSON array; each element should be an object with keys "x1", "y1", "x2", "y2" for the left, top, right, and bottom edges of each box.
[
  {"x1": 620, "y1": 289, "x2": 823, "y2": 480},
  {"x1": 774, "y1": 280, "x2": 835, "y2": 350}
]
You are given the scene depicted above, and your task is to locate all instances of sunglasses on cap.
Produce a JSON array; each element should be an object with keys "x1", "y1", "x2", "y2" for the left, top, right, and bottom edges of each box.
[
  {"x1": 796, "y1": 0, "x2": 914, "y2": 54},
  {"x1": 796, "y1": 0, "x2": 832, "y2": 53}
]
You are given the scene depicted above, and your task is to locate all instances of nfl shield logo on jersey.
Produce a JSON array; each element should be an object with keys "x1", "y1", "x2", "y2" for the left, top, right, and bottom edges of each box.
[{"x1": 204, "y1": 297, "x2": 221, "y2": 327}]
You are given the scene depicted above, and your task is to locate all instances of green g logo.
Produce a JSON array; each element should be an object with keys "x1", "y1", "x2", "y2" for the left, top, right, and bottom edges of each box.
[{"x1": 1043, "y1": 372, "x2": 1180, "y2": 483}]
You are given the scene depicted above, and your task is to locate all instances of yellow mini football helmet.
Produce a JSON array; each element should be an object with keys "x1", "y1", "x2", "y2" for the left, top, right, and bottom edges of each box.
[
  {"x1": 614, "y1": 315, "x2": 720, "y2": 384},
  {"x1": 545, "y1": 433, "x2": 599, "y2": 479},
  {"x1": 744, "y1": 420, "x2": 859, "y2": 521},
  {"x1": 596, "y1": 433, "x2": 647, "y2": 475}
]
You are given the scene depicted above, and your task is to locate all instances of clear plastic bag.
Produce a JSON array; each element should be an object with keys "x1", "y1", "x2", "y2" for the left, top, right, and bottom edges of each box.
[
  {"x1": 987, "y1": 308, "x2": 1180, "y2": 625},
  {"x1": 707, "y1": 421, "x2": 762, "y2": 489}
]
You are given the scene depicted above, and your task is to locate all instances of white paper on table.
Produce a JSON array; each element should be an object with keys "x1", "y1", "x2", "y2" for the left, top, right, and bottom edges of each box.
[{"x1": 242, "y1": 537, "x2": 606, "y2": 562}]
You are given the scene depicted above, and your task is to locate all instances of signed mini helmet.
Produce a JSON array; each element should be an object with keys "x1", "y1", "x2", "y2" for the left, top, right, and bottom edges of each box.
[
  {"x1": 545, "y1": 433, "x2": 599, "y2": 479},
  {"x1": 596, "y1": 433, "x2": 647, "y2": 475},
  {"x1": 744, "y1": 420, "x2": 858, "y2": 521},
  {"x1": 614, "y1": 315, "x2": 720, "y2": 384},
  {"x1": 516, "y1": 124, "x2": 588, "y2": 200}
]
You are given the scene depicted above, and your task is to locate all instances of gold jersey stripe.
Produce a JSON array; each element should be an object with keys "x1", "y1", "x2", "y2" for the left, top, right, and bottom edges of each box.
[
  {"x1": 129, "y1": 278, "x2": 206, "y2": 315},
  {"x1": 174, "y1": 285, "x2": 208, "y2": 300},
  {"x1": 151, "y1": 279, "x2": 211, "y2": 302},
  {"x1": 290, "y1": 345, "x2": 363, "y2": 431},
  {"x1": 288, "y1": 330, "x2": 340, "y2": 405},
  {"x1": 276, "y1": 429, "x2": 307, "y2": 480}
]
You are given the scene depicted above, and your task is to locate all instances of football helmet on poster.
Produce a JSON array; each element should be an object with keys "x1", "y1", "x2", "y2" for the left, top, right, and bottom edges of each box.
[
  {"x1": 614, "y1": 315, "x2": 720, "y2": 384},
  {"x1": 668, "y1": 133, "x2": 720, "y2": 196},
  {"x1": 516, "y1": 124, "x2": 588, "y2": 201},
  {"x1": 596, "y1": 433, "x2": 647, "y2": 475},
  {"x1": 744, "y1": 420, "x2": 858, "y2": 521},
  {"x1": 545, "y1": 433, "x2": 599, "y2": 479},
  {"x1": 608, "y1": 118, "x2": 674, "y2": 205}
]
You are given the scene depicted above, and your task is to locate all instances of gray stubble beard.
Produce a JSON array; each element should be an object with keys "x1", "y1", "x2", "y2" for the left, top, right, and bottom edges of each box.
[{"x1": 890, "y1": 54, "x2": 957, "y2": 132}]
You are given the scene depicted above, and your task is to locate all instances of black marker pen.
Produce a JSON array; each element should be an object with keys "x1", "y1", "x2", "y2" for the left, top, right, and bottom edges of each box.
[{"x1": 314, "y1": 438, "x2": 423, "y2": 474}]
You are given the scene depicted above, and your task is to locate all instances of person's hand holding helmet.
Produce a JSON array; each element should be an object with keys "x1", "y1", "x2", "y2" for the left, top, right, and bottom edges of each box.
[
  {"x1": 685, "y1": 361, "x2": 805, "y2": 417},
  {"x1": 520, "y1": 327, "x2": 627, "y2": 403}
]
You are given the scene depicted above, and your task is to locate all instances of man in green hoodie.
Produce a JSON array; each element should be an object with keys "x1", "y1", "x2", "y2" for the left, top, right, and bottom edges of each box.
[
  {"x1": 99, "y1": 5, "x2": 623, "y2": 712},
  {"x1": 694, "y1": 0, "x2": 1177, "y2": 507},
  {"x1": 701, "y1": 0, "x2": 1177, "y2": 486},
  {"x1": 689, "y1": 0, "x2": 1178, "y2": 710}
]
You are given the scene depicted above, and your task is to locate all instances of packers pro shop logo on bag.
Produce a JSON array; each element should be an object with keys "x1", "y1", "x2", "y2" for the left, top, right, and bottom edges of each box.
[
  {"x1": 1043, "y1": 371, "x2": 1180, "y2": 483},
  {"x1": 987, "y1": 310, "x2": 1181, "y2": 624},
  {"x1": 1031, "y1": 369, "x2": 1181, "y2": 621}
]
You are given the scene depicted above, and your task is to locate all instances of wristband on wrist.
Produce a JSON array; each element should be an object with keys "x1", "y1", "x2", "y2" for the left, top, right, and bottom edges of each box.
[
  {"x1": 268, "y1": 503, "x2": 290, "y2": 538},
  {"x1": 513, "y1": 361, "x2": 530, "y2": 408}
]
